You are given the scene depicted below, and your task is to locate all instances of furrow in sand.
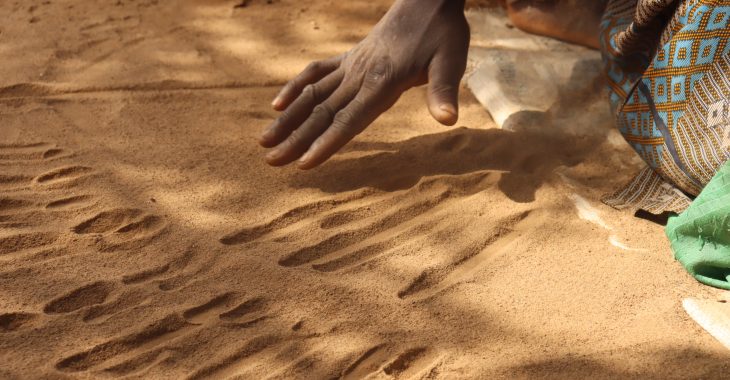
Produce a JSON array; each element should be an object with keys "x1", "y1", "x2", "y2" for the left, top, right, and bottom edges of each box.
[
  {"x1": 44, "y1": 281, "x2": 116, "y2": 314},
  {"x1": 186, "y1": 335, "x2": 282, "y2": 380},
  {"x1": 46, "y1": 195, "x2": 94, "y2": 210},
  {"x1": 278, "y1": 191, "x2": 452, "y2": 267},
  {"x1": 221, "y1": 172, "x2": 490, "y2": 246},
  {"x1": 398, "y1": 210, "x2": 536, "y2": 300},
  {"x1": 340, "y1": 344, "x2": 389, "y2": 380},
  {"x1": 56, "y1": 314, "x2": 194, "y2": 372},
  {"x1": 311, "y1": 219, "x2": 442, "y2": 273},
  {"x1": 219, "y1": 188, "x2": 378, "y2": 245},
  {"x1": 34, "y1": 166, "x2": 93, "y2": 185},
  {"x1": 0, "y1": 231, "x2": 58, "y2": 256}
]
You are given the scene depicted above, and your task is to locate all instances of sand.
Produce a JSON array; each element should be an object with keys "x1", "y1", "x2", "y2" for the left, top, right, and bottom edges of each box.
[{"x1": 2, "y1": 0, "x2": 730, "y2": 378}]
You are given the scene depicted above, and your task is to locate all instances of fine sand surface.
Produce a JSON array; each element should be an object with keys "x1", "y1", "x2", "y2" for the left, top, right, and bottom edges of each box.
[{"x1": 2, "y1": 0, "x2": 730, "y2": 378}]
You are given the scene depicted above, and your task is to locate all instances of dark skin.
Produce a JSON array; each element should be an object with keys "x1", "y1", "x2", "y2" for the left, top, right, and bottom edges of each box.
[{"x1": 260, "y1": 0, "x2": 607, "y2": 169}]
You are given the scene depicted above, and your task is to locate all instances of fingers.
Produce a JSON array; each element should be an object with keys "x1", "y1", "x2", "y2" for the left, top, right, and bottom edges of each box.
[
  {"x1": 271, "y1": 55, "x2": 343, "y2": 111},
  {"x1": 260, "y1": 70, "x2": 344, "y2": 148},
  {"x1": 426, "y1": 46, "x2": 468, "y2": 126},
  {"x1": 296, "y1": 94, "x2": 389, "y2": 170},
  {"x1": 265, "y1": 80, "x2": 360, "y2": 166},
  {"x1": 297, "y1": 60, "x2": 402, "y2": 170}
]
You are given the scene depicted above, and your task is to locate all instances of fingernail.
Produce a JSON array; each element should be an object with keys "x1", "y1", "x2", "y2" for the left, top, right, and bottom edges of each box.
[
  {"x1": 299, "y1": 150, "x2": 313, "y2": 164},
  {"x1": 260, "y1": 128, "x2": 274, "y2": 142},
  {"x1": 266, "y1": 149, "x2": 280, "y2": 161},
  {"x1": 271, "y1": 96, "x2": 283, "y2": 109},
  {"x1": 439, "y1": 104, "x2": 457, "y2": 117}
]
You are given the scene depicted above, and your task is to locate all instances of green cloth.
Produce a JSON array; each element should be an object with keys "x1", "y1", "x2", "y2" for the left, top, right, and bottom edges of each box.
[{"x1": 666, "y1": 161, "x2": 730, "y2": 289}]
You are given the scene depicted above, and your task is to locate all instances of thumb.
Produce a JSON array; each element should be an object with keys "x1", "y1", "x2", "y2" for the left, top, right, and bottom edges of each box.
[{"x1": 426, "y1": 49, "x2": 467, "y2": 126}]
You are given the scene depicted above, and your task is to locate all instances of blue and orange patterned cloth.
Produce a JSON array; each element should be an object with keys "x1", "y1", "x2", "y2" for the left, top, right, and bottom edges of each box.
[{"x1": 600, "y1": 0, "x2": 730, "y2": 214}]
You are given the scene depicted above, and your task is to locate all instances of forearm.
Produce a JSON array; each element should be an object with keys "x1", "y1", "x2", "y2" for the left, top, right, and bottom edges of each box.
[
  {"x1": 376, "y1": 0, "x2": 466, "y2": 36},
  {"x1": 369, "y1": 0, "x2": 468, "y2": 73}
]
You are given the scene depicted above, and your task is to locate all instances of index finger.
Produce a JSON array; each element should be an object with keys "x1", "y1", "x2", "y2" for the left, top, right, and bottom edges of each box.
[
  {"x1": 297, "y1": 84, "x2": 401, "y2": 170},
  {"x1": 272, "y1": 55, "x2": 343, "y2": 110}
]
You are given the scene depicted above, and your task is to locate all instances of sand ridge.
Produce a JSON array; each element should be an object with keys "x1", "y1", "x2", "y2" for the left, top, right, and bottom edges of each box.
[{"x1": 1, "y1": 0, "x2": 730, "y2": 378}]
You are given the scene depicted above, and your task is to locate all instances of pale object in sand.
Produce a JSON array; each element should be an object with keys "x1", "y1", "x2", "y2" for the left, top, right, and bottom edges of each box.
[
  {"x1": 683, "y1": 297, "x2": 730, "y2": 351},
  {"x1": 465, "y1": 8, "x2": 605, "y2": 131}
]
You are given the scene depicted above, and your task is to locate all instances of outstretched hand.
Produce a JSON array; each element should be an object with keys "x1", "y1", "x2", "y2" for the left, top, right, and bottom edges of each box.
[{"x1": 259, "y1": 0, "x2": 470, "y2": 169}]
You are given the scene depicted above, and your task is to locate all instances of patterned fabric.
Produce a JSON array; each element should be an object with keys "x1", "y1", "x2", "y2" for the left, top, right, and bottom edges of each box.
[
  {"x1": 604, "y1": 166, "x2": 692, "y2": 213},
  {"x1": 600, "y1": 0, "x2": 730, "y2": 214}
]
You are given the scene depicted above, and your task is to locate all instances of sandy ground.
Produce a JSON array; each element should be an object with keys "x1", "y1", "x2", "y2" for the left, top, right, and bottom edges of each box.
[{"x1": 2, "y1": 0, "x2": 730, "y2": 378}]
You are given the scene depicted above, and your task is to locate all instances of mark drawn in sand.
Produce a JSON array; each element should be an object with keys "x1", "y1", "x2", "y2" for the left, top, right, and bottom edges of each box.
[
  {"x1": 183, "y1": 332, "x2": 442, "y2": 380},
  {"x1": 0, "y1": 312, "x2": 37, "y2": 332},
  {"x1": 0, "y1": 231, "x2": 59, "y2": 256},
  {"x1": 0, "y1": 141, "x2": 192, "y2": 358},
  {"x1": 0, "y1": 144, "x2": 88, "y2": 192},
  {"x1": 0, "y1": 174, "x2": 34, "y2": 191},
  {"x1": 220, "y1": 171, "x2": 545, "y2": 301},
  {"x1": 0, "y1": 193, "x2": 93, "y2": 230},
  {"x1": 0, "y1": 197, "x2": 40, "y2": 229},
  {"x1": 0, "y1": 197, "x2": 35, "y2": 212},
  {"x1": 0, "y1": 145, "x2": 94, "y2": 229},
  {"x1": 340, "y1": 344, "x2": 444, "y2": 380},
  {"x1": 184, "y1": 334, "x2": 283, "y2": 380},
  {"x1": 398, "y1": 210, "x2": 536, "y2": 300},
  {"x1": 5, "y1": 141, "x2": 453, "y2": 378},
  {"x1": 45, "y1": 194, "x2": 95, "y2": 210},
  {"x1": 50, "y1": 277, "x2": 424, "y2": 379},
  {"x1": 32, "y1": 241, "x2": 260, "y2": 374},
  {"x1": 222, "y1": 173, "x2": 494, "y2": 275},
  {"x1": 218, "y1": 296, "x2": 268, "y2": 325},
  {"x1": 55, "y1": 292, "x2": 276, "y2": 376},
  {"x1": 44, "y1": 281, "x2": 116, "y2": 314},
  {"x1": 72, "y1": 208, "x2": 167, "y2": 251},
  {"x1": 35, "y1": 165, "x2": 94, "y2": 187},
  {"x1": 219, "y1": 187, "x2": 379, "y2": 245},
  {"x1": 80, "y1": 249, "x2": 203, "y2": 323},
  {"x1": 36, "y1": 248, "x2": 205, "y2": 325},
  {"x1": 0, "y1": 142, "x2": 71, "y2": 163},
  {"x1": 0, "y1": 142, "x2": 168, "y2": 263},
  {"x1": 56, "y1": 313, "x2": 196, "y2": 372}
]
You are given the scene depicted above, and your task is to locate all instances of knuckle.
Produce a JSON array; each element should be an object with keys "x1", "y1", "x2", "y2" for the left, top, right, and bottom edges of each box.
[
  {"x1": 332, "y1": 110, "x2": 353, "y2": 131},
  {"x1": 302, "y1": 84, "x2": 318, "y2": 100},
  {"x1": 364, "y1": 57, "x2": 395, "y2": 89},
  {"x1": 349, "y1": 97, "x2": 366, "y2": 110},
  {"x1": 276, "y1": 108, "x2": 292, "y2": 123},
  {"x1": 332, "y1": 108, "x2": 363, "y2": 135},
  {"x1": 430, "y1": 83, "x2": 457, "y2": 96},
  {"x1": 312, "y1": 104, "x2": 335, "y2": 120},
  {"x1": 274, "y1": 114, "x2": 289, "y2": 127},
  {"x1": 287, "y1": 129, "x2": 303, "y2": 145}
]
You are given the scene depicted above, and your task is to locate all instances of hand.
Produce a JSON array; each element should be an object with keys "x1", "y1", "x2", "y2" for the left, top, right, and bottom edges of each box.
[{"x1": 259, "y1": 0, "x2": 470, "y2": 169}]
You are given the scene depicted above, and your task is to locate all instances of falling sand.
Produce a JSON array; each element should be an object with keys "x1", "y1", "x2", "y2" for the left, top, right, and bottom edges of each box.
[{"x1": 2, "y1": 0, "x2": 730, "y2": 378}]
